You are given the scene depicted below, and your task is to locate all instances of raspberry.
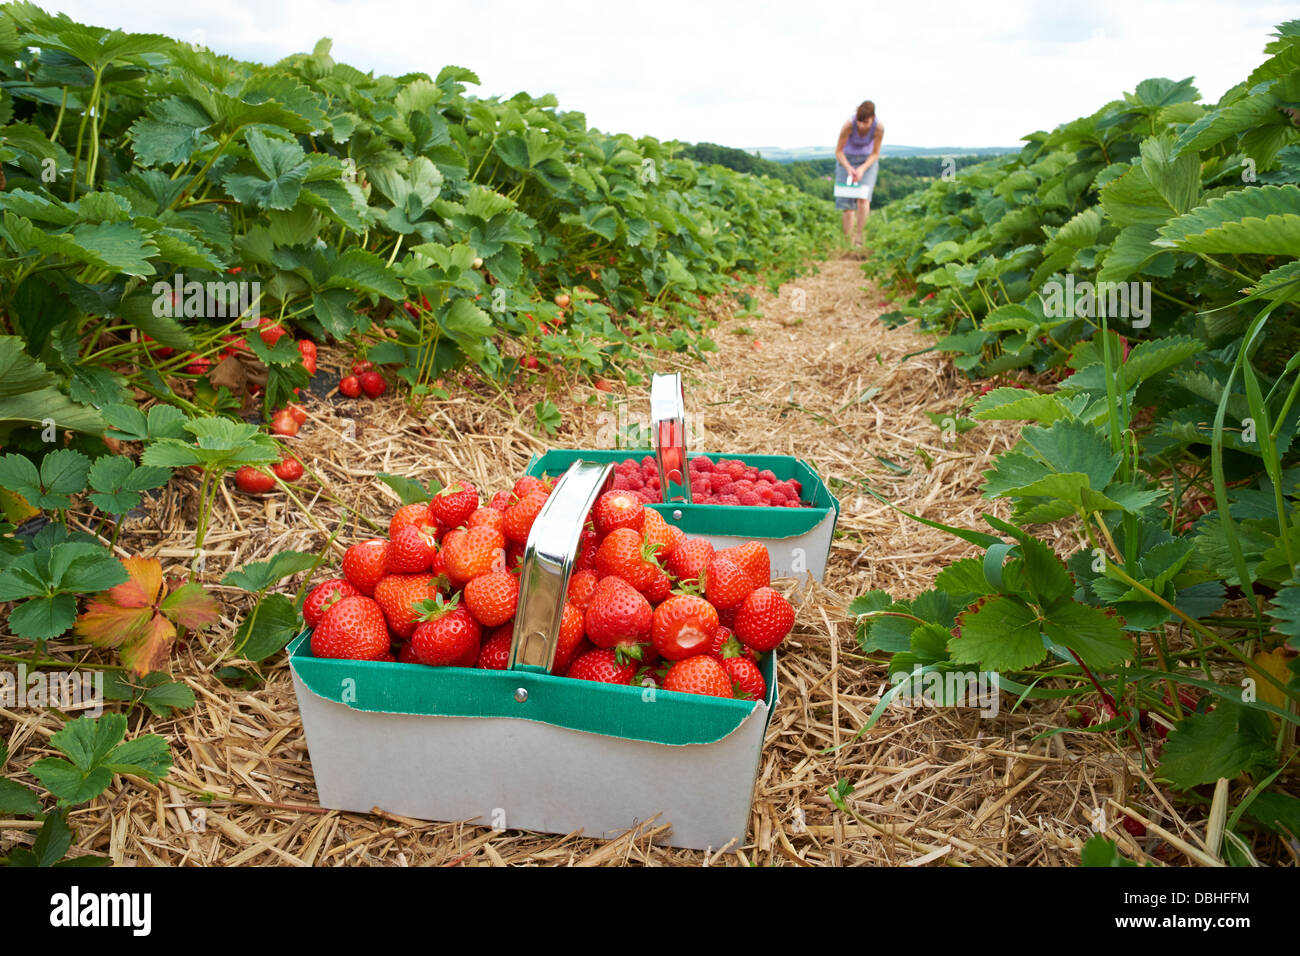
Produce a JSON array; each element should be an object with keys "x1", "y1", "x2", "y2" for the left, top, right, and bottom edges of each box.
[
  {"x1": 758, "y1": 469, "x2": 777, "y2": 482},
  {"x1": 738, "y1": 491, "x2": 762, "y2": 506}
]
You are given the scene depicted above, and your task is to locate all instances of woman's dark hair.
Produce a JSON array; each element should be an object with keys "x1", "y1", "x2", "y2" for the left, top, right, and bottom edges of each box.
[{"x1": 856, "y1": 101, "x2": 875, "y2": 122}]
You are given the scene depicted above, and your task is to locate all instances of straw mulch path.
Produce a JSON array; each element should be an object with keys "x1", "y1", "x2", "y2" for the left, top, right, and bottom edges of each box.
[{"x1": 1, "y1": 253, "x2": 1188, "y2": 866}]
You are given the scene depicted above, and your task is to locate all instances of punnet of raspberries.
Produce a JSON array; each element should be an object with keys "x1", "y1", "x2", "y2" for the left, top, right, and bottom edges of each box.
[
  {"x1": 603, "y1": 455, "x2": 807, "y2": 507},
  {"x1": 304, "y1": 476, "x2": 795, "y2": 700}
]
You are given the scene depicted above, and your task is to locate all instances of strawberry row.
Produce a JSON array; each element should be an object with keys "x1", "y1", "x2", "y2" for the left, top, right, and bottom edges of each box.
[{"x1": 302, "y1": 475, "x2": 796, "y2": 700}]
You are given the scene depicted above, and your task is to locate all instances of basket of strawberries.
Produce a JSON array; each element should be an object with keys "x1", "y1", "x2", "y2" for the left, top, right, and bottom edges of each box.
[
  {"x1": 288, "y1": 458, "x2": 794, "y2": 850},
  {"x1": 525, "y1": 373, "x2": 841, "y2": 581}
]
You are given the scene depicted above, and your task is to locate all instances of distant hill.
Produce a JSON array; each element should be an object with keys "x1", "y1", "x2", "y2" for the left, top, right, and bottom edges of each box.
[
  {"x1": 747, "y1": 145, "x2": 1019, "y2": 162},
  {"x1": 679, "y1": 142, "x2": 1013, "y2": 208}
]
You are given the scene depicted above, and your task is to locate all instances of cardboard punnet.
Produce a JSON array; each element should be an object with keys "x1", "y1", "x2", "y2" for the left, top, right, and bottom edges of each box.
[
  {"x1": 288, "y1": 459, "x2": 780, "y2": 851},
  {"x1": 526, "y1": 448, "x2": 840, "y2": 581},
  {"x1": 289, "y1": 638, "x2": 776, "y2": 850}
]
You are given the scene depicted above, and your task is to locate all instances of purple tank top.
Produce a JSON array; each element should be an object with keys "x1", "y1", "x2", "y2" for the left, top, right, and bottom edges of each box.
[{"x1": 846, "y1": 116, "x2": 876, "y2": 153}]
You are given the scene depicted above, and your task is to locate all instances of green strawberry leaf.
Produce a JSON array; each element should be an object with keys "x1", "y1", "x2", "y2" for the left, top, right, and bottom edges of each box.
[
  {"x1": 1157, "y1": 700, "x2": 1275, "y2": 790},
  {"x1": 950, "y1": 596, "x2": 1045, "y2": 671},
  {"x1": 221, "y1": 551, "x2": 317, "y2": 593}
]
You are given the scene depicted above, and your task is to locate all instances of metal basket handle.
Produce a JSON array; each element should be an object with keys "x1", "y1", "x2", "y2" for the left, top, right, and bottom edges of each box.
[
  {"x1": 508, "y1": 459, "x2": 613, "y2": 673},
  {"x1": 651, "y1": 372, "x2": 691, "y2": 503}
]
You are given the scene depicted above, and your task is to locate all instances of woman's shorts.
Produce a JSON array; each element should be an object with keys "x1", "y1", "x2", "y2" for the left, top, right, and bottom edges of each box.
[{"x1": 835, "y1": 154, "x2": 878, "y2": 210}]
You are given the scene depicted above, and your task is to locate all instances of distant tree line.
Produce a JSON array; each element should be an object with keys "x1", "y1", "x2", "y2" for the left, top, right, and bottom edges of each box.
[{"x1": 678, "y1": 142, "x2": 1007, "y2": 207}]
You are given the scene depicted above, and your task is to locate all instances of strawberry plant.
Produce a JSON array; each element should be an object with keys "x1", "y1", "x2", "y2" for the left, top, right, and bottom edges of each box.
[{"x1": 856, "y1": 20, "x2": 1300, "y2": 864}]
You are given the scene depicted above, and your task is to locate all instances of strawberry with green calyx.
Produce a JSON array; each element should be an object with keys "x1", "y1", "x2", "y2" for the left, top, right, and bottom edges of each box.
[
  {"x1": 431, "y1": 481, "x2": 480, "y2": 529},
  {"x1": 663, "y1": 656, "x2": 734, "y2": 698},
  {"x1": 373, "y1": 573, "x2": 438, "y2": 638},
  {"x1": 709, "y1": 628, "x2": 759, "y2": 664},
  {"x1": 303, "y1": 578, "x2": 358, "y2": 628},
  {"x1": 666, "y1": 538, "x2": 714, "y2": 585},
  {"x1": 566, "y1": 648, "x2": 636, "y2": 685},
  {"x1": 584, "y1": 576, "x2": 652, "y2": 656},
  {"x1": 390, "y1": 502, "x2": 436, "y2": 540},
  {"x1": 311, "y1": 595, "x2": 390, "y2": 660},
  {"x1": 734, "y1": 586, "x2": 795, "y2": 652},
  {"x1": 342, "y1": 539, "x2": 390, "y2": 596},
  {"x1": 387, "y1": 524, "x2": 439, "y2": 574},
  {"x1": 721, "y1": 656, "x2": 766, "y2": 701},
  {"x1": 410, "y1": 595, "x2": 482, "y2": 666},
  {"x1": 594, "y1": 527, "x2": 659, "y2": 592}
]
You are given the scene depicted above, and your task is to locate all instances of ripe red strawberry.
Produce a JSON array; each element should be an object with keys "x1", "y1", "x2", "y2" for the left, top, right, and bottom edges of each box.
[
  {"x1": 351, "y1": 359, "x2": 374, "y2": 375},
  {"x1": 342, "y1": 539, "x2": 390, "y2": 596},
  {"x1": 467, "y1": 506, "x2": 506, "y2": 535},
  {"x1": 388, "y1": 502, "x2": 431, "y2": 540},
  {"x1": 373, "y1": 573, "x2": 437, "y2": 638},
  {"x1": 464, "y1": 571, "x2": 519, "y2": 627},
  {"x1": 271, "y1": 455, "x2": 304, "y2": 482},
  {"x1": 652, "y1": 595, "x2": 720, "y2": 661},
  {"x1": 387, "y1": 524, "x2": 438, "y2": 574},
  {"x1": 359, "y1": 370, "x2": 386, "y2": 397},
  {"x1": 411, "y1": 601, "x2": 481, "y2": 666},
  {"x1": 592, "y1": 490, "x2": 645, "y2": 537},
  {"x1": 663, "y1": 656, "x2": 734, "y2": 698},
  {"x1": 270, "y1": 409, "x2": 300, "y2": 436},
  {"x1": 441, "y1": 526, "x2": 506, "y2": 588},
  {"x1": 285, "y1": 403, "x2": 308, "y2": 425},
  {"x1": 566, "y1": 648, "x2": 636, "y2": 685},
  {"x1": 574, "y1": 527, "x2": 599, "y2": 570},
  {"x1": 311, "y1": 595, "x2": 390, "y2": 660},
  {"x1": 258, "y1": 317, "x2": 289, "y2": 348},
  {"x1": 431, "y1": 481, "x2": 479, "y2": 529},
  {"x1": 303, "y1": 578, "x2": 358, "y2": 628},
  {"x1": 339, "y1": 375, "x2": 361, "y2": 398},
  {"x1": 566, "y1": 568, "x2": 600, "y2": 608},
  {"x1": 398, "y1": 641, "x2": 420, "y2": 664},
  {"x1": 721, "y1": 656, "x2": 766, "y2": 701},
  {"x1": 297, "y1": 339, "x2": 317, "y2": 375},
  {"x1": 503, "y1": 490, "x2": 548, "y2": 544},
  {"x1": 703, "y1": 555, "x2": 755, "y2": 610},
  {"x1": 488, "y1": 490, "x2": 512, "y2": 511},
  {"x1": 584, "y1": 576, "x2": 652, "y2": 655},
  {"x1": 594, "y1": 527, "x2": 656, "y2": 591},
  {"x1": 512, "y1": 475, "x2": 551, "y2": 499},
  {"x1": 640, "y1": 507, "x2": 678, "y2": 559},
  {"x1": 734, "y1": 587, "x2": 795, "y2": 652},
  {"x1": 720, "y1": 541, "x2": 770, "y2": 588},
  {"x1": 476, "y1": 626, "x2": 514, "y2": 669},
  {"x1": 642, "y1": 565, "x2": 672, "y2": 604},
  {"x1": 234, "y1": 465, "x2": 274, "y2": 494},
  {"x1": 554, "y1": 602, "x2": 586, "y2": 672},
  {"x1": 666, "y1": 538, "x2": 714, "y2": 584}
]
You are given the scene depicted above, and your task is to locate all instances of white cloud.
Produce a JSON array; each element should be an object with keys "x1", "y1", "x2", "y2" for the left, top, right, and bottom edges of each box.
[{"x1": 44, "y1": 0, "x2": 1297, "y2": 149}]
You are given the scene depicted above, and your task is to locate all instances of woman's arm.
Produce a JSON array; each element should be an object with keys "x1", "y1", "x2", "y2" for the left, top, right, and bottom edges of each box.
[{"x1": 835, "y1": 122, "x2": 854, "y2": 174}]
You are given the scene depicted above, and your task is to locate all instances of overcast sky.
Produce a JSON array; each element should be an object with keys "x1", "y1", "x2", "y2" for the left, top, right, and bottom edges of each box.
[{"x1": 48, "y1": 0, "x2": 1295, "y2": 150}]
